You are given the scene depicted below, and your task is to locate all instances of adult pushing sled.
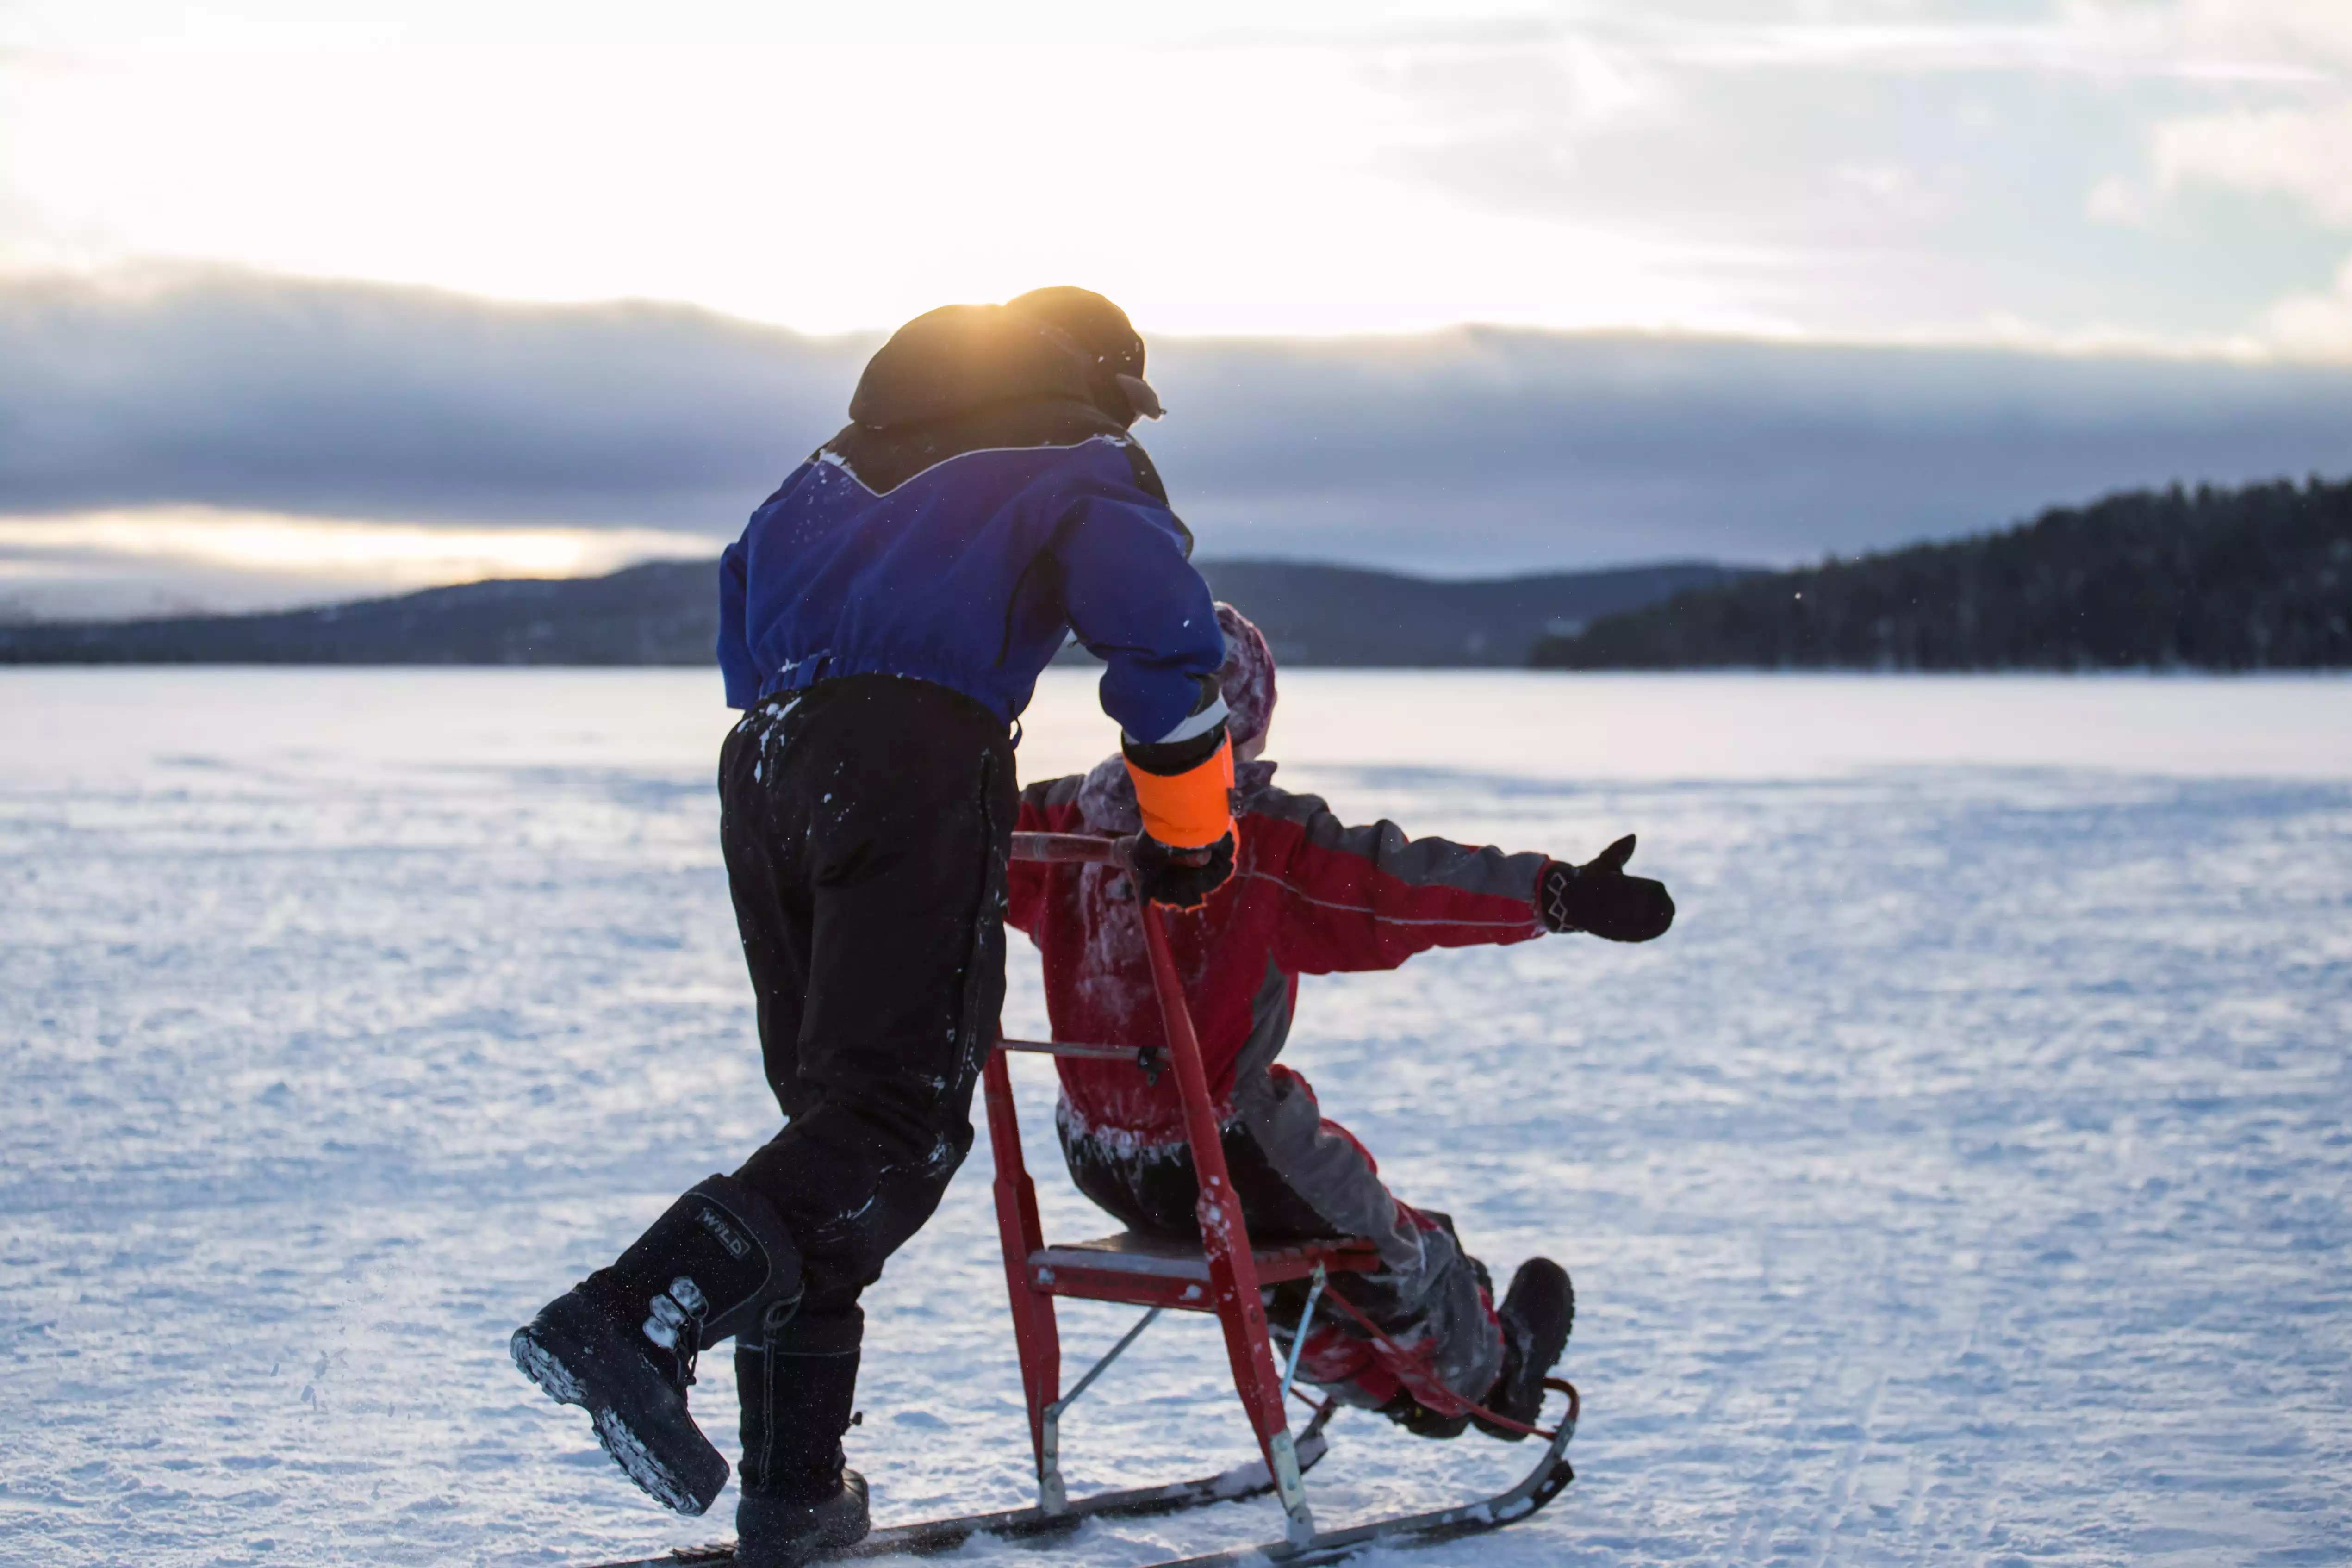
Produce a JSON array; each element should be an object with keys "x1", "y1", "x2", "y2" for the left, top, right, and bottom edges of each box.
[
  {"x1": 512, "y1": 289, "x2": 1675, "y2": 1568},
  {"x1": 513, "y1": 286, "x2": 1249, "y2": 1567},
  {"x1": 580, "y1": 803, "x2": 1654, "y2": 1568}
]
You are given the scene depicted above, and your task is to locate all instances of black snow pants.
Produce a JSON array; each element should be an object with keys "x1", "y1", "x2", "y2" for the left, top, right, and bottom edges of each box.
[{"x1": 717, "y1": 673, "x2": 1016, "y2": 1356}]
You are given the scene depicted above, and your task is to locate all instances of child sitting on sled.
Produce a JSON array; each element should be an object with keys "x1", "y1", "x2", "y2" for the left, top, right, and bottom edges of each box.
[{"x1": 1004, "y1": 605, "x2": 1675, "y2": 1435}]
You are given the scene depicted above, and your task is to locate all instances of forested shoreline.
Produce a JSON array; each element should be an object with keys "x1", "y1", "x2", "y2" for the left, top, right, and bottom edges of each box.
[{"x1": 1533, "y1": 477, "x2": 2352, "y2": 671}]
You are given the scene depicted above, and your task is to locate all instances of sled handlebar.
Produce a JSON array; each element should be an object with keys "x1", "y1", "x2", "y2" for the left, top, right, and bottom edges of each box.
[
  {"x1": 1009, "y1": 831, "x2": 1134, "y2": 866},
  {"x1": 996, "y1": 834, "x2": 1159, "y2": 1082},
  {"x1": 996, "y1": 1035, "x2": 1165, "y2": 1083}
]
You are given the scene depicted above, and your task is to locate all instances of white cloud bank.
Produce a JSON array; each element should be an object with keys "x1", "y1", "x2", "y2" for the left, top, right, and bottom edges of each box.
[{"x1": 6, "y1": 269, "x2": 2352, "y2": 621}]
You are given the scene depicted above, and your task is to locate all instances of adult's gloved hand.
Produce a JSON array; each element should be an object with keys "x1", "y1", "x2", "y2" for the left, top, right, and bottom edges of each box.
[
  {"x1": 1131, "y1": 831, "x2": 1237, "y2": 910},
  {"x1": 1542, "y1": 835, "x2": 1674, "y2": 942}
]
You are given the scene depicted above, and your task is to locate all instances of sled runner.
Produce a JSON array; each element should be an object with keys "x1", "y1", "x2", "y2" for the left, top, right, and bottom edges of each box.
[{"x1": 584, "y1": 832, "x2": 1576, "y2": 1568}]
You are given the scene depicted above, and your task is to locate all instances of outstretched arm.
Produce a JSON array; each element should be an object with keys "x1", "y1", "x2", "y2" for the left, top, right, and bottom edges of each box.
[
  {"x1": 1260, "y1": 797, "x2": 1678, "y2": 973},
  {"x1": 1256, "y1": 794, "x2": 1551, "y2": 975}
]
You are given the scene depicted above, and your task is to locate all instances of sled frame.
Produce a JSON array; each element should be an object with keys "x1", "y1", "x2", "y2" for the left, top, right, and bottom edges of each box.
[
  {"x1": 982, "y1": 831, "x2": 1579, "y2": 1568},
  {"x1": 579, "y1": 831, "x2": 1577, "y2": 1568},
  {"x1": 990, "y1": 830, "x2": 1384, "y2": 1545}
]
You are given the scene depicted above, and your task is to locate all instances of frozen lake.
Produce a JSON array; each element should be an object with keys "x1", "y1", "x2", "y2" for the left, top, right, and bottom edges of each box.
[{"x1": 3, "y1": 668, "x2": 2348, "y2": 1568}]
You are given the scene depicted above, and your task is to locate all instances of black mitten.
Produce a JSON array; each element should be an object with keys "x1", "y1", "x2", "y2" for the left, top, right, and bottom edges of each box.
[
  {"x1": 1541, "y1": 835, "x2": 1674, "y2": 942},
  {"x1": 1131, "y1": 832, "x2": 1237, "y2": 910}
]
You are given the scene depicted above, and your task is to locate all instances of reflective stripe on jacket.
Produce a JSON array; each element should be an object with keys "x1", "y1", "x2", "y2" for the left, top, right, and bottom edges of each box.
[{"x1": 719, "y1": 434, "x2": 1221, "y2": 740}]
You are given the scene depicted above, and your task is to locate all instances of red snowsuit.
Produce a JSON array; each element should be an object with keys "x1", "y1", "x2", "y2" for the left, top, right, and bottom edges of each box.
[{"x1": 1005, "y1": 764, "x2": 1552, "y2": 1409}]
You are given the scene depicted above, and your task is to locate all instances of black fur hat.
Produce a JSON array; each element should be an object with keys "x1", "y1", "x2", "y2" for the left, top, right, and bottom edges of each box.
[
  {"x1": 1003, "y1": 286, "x2": 1145, "y2": 378},
  {"x1": 1004, "y1": 286, "x2": 1161, "y2": 421}
]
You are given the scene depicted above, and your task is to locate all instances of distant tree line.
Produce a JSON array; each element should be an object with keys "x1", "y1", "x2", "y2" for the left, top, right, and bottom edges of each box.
[
  {"x1": 1531, "y1": 476, "x2": 2352, "y2": 671},
  {"x1": 0, "y1": 558, "x2": 1739, "y2": 668}
]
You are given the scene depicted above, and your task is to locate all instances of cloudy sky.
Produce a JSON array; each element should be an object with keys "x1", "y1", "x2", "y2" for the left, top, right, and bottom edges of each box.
[{"x1": 4, "y1": 0, "x2": 2351, "y2": 615}]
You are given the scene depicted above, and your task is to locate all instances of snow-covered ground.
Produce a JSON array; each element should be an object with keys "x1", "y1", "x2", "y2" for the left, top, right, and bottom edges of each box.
[{"x1": 4, "y1": 668, "x2": 2348, "y2": 1568}]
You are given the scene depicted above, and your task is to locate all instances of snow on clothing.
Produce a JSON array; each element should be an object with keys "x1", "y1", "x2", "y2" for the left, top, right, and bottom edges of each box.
[
  {"x1": 720, "y1": 676, "x2": 1017, "y2": 1496},
  {"x1": 1207, "y1": 601, "x2": 1277, "y2": 751},
  {"x1": 1004, "y1": 765, "x2": 1552, "y2": 1410},
  {"x1": 716, "y1": 303, "x2": 1225, "y2": 748},
  {"x1": 703, "y1": 300, "x2": 1227, "y2": 1505},
  {"x1": 518, "y1": 292, "x2": 1233, "y2": 1535}
]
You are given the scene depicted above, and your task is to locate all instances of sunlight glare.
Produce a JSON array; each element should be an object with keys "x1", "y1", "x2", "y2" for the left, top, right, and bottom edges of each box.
[
  {"x1": 0, "y1": 509, "x2": 716, "y2": 582},
  {"x1": 0, "y1": 25, "x2": 1746, "y2": 335}
]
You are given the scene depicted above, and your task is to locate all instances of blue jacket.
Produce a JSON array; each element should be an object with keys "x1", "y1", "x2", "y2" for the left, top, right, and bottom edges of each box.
[{"x1": 718, "y1": 305, "x2": 1223, "y2": 745}]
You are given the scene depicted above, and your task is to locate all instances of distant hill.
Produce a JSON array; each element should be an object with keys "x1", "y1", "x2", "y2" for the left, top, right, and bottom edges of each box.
[
  {"x1": 1196, "y1": 560, "x2": 1747, "y2": 666},
  {"x1": 0, "y1": 562, "x2": 720, "y2": 666},
  {"x1": 1532, "y1": 477, "x2": 2352, "y2": 672},
  {"x1": 0, "y1": 557, "x2": 1746, "y2": 669}
]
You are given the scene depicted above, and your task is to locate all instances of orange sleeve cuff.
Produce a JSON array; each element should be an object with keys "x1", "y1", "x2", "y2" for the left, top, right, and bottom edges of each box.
[{"x1": 1126, "y1": 736, "x2": 1236, "y2": 849}]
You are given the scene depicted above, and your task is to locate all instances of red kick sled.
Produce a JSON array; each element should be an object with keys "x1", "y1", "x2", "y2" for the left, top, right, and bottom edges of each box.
[{"x1": 590, "y1": 832, "x2": 1576, "y2": 1568}]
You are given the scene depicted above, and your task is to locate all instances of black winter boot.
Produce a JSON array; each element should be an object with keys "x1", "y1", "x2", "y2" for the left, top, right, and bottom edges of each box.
[
  {"x1": 738, "y1": 1475, "x2": 870, "y2": 1568},
  {"x1": 511, "y1": 1174, "x2": 803, "y2": 1515},
  {"x1": 734, "y1": 1307, "x2": 871, "y2": 1568},
  {"x1": 1471, "y1": 1257, "x2": 1573, "y2": 1442}
]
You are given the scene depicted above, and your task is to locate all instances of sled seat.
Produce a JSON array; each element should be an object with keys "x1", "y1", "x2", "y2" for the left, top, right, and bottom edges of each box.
[{"x1": 1029, "y1": 1230, "x2": 1380, "y2": 1311}]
